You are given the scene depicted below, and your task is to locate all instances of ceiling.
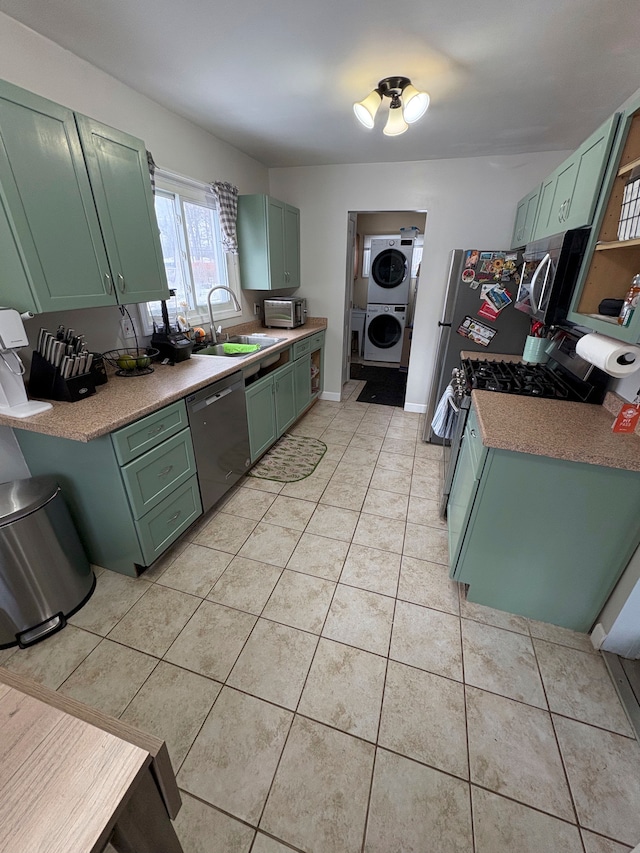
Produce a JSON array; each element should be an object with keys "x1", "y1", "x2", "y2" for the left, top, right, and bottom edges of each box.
[{"x1": 2, "y1": 0, "x2": 640, "y2": 168}]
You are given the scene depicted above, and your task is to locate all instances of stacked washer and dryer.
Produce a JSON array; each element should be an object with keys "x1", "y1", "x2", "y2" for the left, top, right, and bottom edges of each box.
[{"x1": 364, "y1": 236, "x2": 414, "y2": 363}]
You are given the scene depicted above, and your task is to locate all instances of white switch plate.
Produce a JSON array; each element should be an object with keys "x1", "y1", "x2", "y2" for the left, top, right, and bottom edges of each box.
[{"x1": 120, "y1": 316, "x2": 136, "y2": 339}]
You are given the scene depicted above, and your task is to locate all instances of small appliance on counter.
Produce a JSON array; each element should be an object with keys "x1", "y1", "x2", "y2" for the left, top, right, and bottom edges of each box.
[
  {"x1": 151, "y1": 298, "x2": 194, "y2": 362},
  {"x1": 0, "y1": 308, "x2": 53, "y2": 417},
  {"x1": 264, "y1": 297, "x2": 307, "y2": 329}
]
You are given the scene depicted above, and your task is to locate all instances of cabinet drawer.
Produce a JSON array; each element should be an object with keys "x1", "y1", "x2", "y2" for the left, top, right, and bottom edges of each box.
[
  {"x1": 112, "y1": 400, "x2": 188, "y2": 464},
  {"x1": 293, "y1": 337, "x2": 312, "y2": 359},
  {"x1": 309, "y1": 331, "x2": 324, "y2": 350},
  {"x1": 121, "y1": 427, "x2": 196, "y2": 519},
  {"x1": 136, "y1": 475, "x2": 202, "y2": 566}
]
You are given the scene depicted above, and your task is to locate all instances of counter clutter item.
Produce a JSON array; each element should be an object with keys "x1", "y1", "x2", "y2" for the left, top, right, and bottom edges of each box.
[
  {"x1": 575, "y1": 332, "x2": 640, "y2": 378},
  {"x1": 102, "y1": 348, "x2": 159, "y2": 377}
]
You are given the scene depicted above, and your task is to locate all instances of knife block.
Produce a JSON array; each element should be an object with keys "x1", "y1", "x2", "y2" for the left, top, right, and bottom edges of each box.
[{"x1": 28, "y1": 351, "x2": 96, "y2": 403}]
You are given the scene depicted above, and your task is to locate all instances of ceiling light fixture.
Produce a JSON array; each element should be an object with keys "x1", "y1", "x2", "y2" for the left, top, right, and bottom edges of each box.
[{"x1": 353, "y1": 76, "x2": 430, "y2": 136}]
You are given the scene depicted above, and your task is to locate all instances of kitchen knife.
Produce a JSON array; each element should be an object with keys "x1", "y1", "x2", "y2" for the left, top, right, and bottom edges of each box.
[{"x1": 37, "y1": 328, "x2": 47, "y2": 354}]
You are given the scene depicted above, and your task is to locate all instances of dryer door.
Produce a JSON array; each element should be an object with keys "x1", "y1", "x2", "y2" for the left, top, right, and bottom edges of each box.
[
  {"x1": 371, "y1": 249, "x2": 408, "y2": 289},
  {"x1": 367, "y1": 311, "x2": 403, "y2": 349}
]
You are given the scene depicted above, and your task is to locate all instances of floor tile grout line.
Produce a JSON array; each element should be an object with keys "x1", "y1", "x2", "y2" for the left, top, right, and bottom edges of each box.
[
  {"x1": 459, "y1": 597, "x2": 477, "y2": 853},
  {"x1": 529, "y1": 634, "x2": 585, "y2": 839}
]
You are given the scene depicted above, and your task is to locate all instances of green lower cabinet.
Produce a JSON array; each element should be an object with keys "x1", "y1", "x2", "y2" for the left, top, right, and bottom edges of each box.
[
  {"x1": 274, "y1": 362, "x2": 296, "y2": 434},
  {"x1": 16, "y1": 400, "x2": 202, "y2": 576},
  {"x1": 449, "y1": 419, "x2": 640, "y2": 631},
  {"x1": 245, "y1": 374, "x2": 278, "y2": 462},
  {"x1": 294, "y1": 353, "x2": 312, "y2": 416}
]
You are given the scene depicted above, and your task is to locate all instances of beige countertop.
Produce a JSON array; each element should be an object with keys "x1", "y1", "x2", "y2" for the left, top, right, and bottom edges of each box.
[
  {"x1": 472, "y1": 390, "x2": 640, "y2": 472},
  {"x1": 0, "y1": 320, "x2": 326, "y2": 442}
]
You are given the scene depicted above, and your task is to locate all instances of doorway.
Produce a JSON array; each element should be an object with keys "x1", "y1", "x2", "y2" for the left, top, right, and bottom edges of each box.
[{"x1": 343, "y1": 210, "x2": 427, "y2": 406}]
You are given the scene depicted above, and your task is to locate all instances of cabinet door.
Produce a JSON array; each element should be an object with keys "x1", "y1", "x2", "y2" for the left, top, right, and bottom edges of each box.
[
  {"x1": 267, "y1": 197, "x2": 286, "y2": 289},
  {"x1": 532, "y1": 173, "x2": 557, "y2": 240},
  {"x1": 245, "y1": 375, "x2": 277, "y2": 461},
  {"x1": 448, "y1": 435, "x2": 478, "y2": 578},
  {"x1": 546, "y1": 157, "x2": 578, "y2": 235},
  {"x1": 293, "y1": 353, "x2": 311, "y2": 416},
  {"x1": 565, "y1": 113, "x2": 619, "y2": 232},
  {"x1": 511, "y1": 187, "x2": 541, "y2": 248},
  {"x1": 510, "y1": 196, "x2": 528, "y2": 249},
  {"x1": 284, "y1": 204, "x2": 300, "y2": 287},
  {"x1": 0, "y1": 80, "x2": 114, "y2": 312},
  {"x1": 274, "y1": 362, "x2": 296, "y2": 435},
  {"x1": 75, "y1": 115, "x2": 169, "y2": 304}
]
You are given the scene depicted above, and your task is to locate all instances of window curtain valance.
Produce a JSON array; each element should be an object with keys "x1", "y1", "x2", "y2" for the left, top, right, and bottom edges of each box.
[
  {"x1": 211, "y1": 181, "x2": 239, "y2": 254},
  {"x1": 146, "y1": 150, "x2": 157, "y2": 194}
]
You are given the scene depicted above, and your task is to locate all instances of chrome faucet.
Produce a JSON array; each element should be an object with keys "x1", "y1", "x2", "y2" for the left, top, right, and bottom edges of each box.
[{"x1": 206, "y1": 286, "x2": 242, "y2": 344}]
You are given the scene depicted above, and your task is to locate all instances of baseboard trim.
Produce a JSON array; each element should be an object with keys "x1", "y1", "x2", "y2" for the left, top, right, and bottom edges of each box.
[
  {"x1": 319, "y1": 391, "x2": 341, "y2": 402},
  {"x1": 404, "y1": 402, "x2": 427, "y2": 414}
]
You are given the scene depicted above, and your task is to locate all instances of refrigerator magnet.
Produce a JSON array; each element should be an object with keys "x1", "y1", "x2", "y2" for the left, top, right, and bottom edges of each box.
[
  {"x1": 461, "y1": 268, "x2": 477, "y2": 286},
  {"x1": 464, "y1": 250, "x2": 479, "y2": 269},
  {"x1": 478, "y1": 301, "x2": 500, "y2": 321},
  {"x1": 456, "y1": 315, "x2": 497, "y2": 347}
]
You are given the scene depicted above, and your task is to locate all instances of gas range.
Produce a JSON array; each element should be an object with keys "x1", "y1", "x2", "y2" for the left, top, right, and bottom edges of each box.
[
  {"x1": 440, "y1": 327, "x2": 610, "y2": 518},
  {"x1": 458, "y1": 358, "x2": 578, "y2": 400},
  {"x1": 453, "y1": 327, "x2": 610, "y2": 406}
]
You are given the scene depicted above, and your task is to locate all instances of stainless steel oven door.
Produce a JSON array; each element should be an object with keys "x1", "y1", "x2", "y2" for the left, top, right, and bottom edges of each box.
[{"x1": 440, "y1": 395, "x2": 471, "y2": 518}]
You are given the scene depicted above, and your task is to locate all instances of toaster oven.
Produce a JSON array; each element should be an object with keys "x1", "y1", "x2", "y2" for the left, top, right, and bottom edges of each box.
[{"x1": 264, "y1": 297, "x2": 307, "y2": 328}]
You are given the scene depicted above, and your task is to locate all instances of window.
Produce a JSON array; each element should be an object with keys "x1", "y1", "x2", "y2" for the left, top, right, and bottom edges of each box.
[
  {"x1": 361, "y1": 233, "x2": 423, "y2": 279},
  {"x1": 141, "y1": 171, "x2": 241, "y2": 332}
]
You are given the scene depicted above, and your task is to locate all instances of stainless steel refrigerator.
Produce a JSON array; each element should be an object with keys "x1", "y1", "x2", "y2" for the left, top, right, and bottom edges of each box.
[{"x1": 424, "y1": 248, "x2": 531, "y2": 442}]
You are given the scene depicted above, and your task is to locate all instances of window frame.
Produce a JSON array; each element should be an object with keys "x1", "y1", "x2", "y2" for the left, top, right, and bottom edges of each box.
[{"x1": 139, "y1": 170, "x2": 242, "y2": 334}]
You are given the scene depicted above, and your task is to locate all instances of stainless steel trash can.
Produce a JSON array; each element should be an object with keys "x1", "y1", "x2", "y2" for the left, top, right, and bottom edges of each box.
[{"x1": 0, "y1": 477, "x2": 95, "y2": 649}]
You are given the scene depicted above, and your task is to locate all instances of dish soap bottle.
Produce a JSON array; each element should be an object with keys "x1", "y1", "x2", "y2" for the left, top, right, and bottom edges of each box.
[{"x1": 618, "y1": 274, "x2": 640, "y2": 326}]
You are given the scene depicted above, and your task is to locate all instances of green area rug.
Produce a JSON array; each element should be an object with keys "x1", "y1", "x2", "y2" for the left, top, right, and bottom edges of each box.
[{"x1": 248, "y1": 434, "x2": 327, "y2": 482}]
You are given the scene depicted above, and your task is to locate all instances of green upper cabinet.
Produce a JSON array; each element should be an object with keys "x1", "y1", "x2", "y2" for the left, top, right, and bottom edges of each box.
[
  {"x1": 532, "y1": 114, "x2": 620, "y2": 241},
  {"x1": 510, "y1": 185, "x2": 540, "y2": 248},
  {"x1": 0, "y1": 80, "x2": 114, "y2": 312},
  {"x1": 568, "y1": 96, "x2": 640, "y2": 341},
  {"x1": 238, "y1": 194, "x2": 300, "y2": 290},
  {"x1": 75, "y1": 115, "x2": 169, "y2": 304},
  {"x1": 0, "y1": 79, "x2": 168, "y2": 313}
]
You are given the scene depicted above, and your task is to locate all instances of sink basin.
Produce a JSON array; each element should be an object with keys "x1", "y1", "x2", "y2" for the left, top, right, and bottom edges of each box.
[
  {"x1": 192, "y1": 334, "x2": 287, "y2": 358},
  {"x1": 226, "y1": 335, "x2": 287, "y2": 346}
]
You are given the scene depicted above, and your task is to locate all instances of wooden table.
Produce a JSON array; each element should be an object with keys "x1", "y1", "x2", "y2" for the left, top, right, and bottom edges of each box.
[{"x1": 0, "y1": 667, "x2": 184, "y2": 853}]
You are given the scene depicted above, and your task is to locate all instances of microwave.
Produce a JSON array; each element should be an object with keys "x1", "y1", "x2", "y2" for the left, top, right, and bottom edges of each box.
[
  {"x1": 264, "y1": 297, "x2": 307, "y2": 328},
  {"x1": 514, "y1": 228, "x2": 589, "y2": 325}
]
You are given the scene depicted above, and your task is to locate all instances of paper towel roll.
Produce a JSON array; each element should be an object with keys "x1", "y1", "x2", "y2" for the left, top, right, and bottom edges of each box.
[{"x1": 575, "y1": 332, "x2": 640, "y2": 378}]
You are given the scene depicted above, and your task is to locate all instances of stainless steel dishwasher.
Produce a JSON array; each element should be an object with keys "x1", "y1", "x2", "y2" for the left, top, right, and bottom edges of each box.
[{"x1": 186, "y1": 371, "x2": 251, "y2": 513}]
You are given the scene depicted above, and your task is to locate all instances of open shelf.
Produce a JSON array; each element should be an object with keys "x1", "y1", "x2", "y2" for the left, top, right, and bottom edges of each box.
[{"x1": 595, "y1": 237, "x2": 640, "y2": 251}]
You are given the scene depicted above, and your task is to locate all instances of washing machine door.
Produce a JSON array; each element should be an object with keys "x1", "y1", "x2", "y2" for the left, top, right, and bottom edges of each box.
[
  {"x1": 367, "y1": 311, "x2": 403, "y2": 349},
  {"x1": 371, "y1": 249, "x2": 408, "y2": 289}
]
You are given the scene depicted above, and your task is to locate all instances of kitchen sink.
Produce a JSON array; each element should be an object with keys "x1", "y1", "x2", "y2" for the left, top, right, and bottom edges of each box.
[{"x1": 192, "y1": 334, "x2": 287, "y2": 358}]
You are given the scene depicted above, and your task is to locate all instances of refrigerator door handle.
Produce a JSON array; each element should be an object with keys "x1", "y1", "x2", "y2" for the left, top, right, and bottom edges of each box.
[{"x1": 438, "y1": 322, "x2": 452, "y2": 327}]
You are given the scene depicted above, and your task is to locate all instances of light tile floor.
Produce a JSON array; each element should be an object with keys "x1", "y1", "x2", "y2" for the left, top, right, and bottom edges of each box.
[{"x1": 2, "y1": 378, "x2": 639, "y2": 853}]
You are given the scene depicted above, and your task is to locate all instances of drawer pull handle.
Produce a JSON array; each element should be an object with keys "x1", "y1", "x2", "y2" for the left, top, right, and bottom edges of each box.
[
  {"x1": 167, "y1": 510, "x2": 182, "y2": 523},
  {"x1": 148, "y1": 424, "x2": 164, "y2": 436},
  {"x1": 158, "y1": 465, "x2": 174, "y2": 477},
  {"x1": 470, "y1": 429, "x2": 476, "y2": 437}
]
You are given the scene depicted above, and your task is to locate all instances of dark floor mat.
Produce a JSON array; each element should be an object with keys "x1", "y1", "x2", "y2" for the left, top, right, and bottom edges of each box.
[{"x1": 351, "y1": 363, "x2": 407, "y2": 407}]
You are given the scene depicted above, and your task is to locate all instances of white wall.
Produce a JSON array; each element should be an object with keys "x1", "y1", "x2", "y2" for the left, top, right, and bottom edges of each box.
[
  {"x1": 0, "y1": 12, "x2": 270, "y2": 479},
  {"x1": 269, "y1": 151, "x2": 569, "y2": 408}
]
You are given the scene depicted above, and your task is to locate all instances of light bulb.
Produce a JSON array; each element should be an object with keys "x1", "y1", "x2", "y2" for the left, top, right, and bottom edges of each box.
[
  {"x1": 353, "y1": 89, "x2": 382, "y2": 129},
  {"x1": 402, "y1": 84, "x2": 430, "y2": 123},
  {"x1": 383, "y1": 103, "x2": 408, "y2": 136}
]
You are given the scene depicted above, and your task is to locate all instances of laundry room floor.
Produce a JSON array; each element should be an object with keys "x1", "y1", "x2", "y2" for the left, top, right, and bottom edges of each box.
[{"x1": 1, "y1": 379, "x2": 639, "y2": 853}]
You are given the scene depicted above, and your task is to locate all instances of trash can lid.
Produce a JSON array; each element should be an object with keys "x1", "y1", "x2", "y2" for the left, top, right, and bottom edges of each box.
[{"x1": 0, "y1": 476, "x2": 60, "y2": 526}]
